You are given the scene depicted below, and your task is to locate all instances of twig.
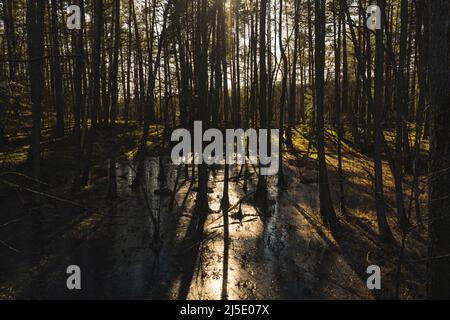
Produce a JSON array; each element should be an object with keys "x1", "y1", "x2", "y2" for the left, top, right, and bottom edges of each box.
[
  {"x1": 0, "y1": 178, "x2": 92, "y2": 212},
  {"x1": 0, "y1": 239, "x2": 22, "y2": 254}
]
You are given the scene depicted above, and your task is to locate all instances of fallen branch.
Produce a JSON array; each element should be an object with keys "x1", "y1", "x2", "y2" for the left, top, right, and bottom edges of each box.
[
  {"x1": 0, "y1": 239, "x2": 22, "y2": 254},
  {"x1": 0, "y1": 178, "x2": 92, "y2": 212}
]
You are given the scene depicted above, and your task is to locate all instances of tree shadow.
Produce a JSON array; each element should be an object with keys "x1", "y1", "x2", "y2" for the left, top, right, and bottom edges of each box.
[{"x1": 175, "y1": 208, "x2": 209, "y2": 299}]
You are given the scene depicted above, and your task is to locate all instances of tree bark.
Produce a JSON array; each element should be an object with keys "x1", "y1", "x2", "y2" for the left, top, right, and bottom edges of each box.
[
  {"x1": 315, "y1": 0, "x2": 337, "y2": 226},
  {"x1": 26, "y1": 0, "x2": 46, "y2": 183},
  {"x1": 428, "y1": 0, "x2": 450, "y2": 300}
]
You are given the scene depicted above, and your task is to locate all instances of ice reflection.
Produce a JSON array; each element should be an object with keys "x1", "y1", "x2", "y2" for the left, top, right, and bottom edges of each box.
[{"x1": 92, "y1": 156, "x2": 324, "y2": 299}]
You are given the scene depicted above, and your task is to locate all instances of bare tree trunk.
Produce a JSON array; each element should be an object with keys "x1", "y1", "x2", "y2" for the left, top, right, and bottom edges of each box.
[
  {"x1": 254, "y1": 0, "x2": 268, "y2": 205},
  {"x1": 411, "y1": 0, "x2": 428, "y2": 224},
  {"x1": 71, "y1": 0, "x2": 85, "y2": 192},
  {"x1": 333, "y1": 1, "x2": 346, "y2": 215},
  {"x1": 286, "y1": 0, "x2": 299, "y2": 147},
  {"x1": 26, "y1": 0, "x2": 46, "y2": 184},
  {"x1": 131, "y1": 0, "x2": 145, "y2": 124},
  {"x1": 3, "y1": 0, "x2": 16, "y2": 79},
  {"x1": 81, "y1": 0, "x2": 103, "y2": 187},
  {"x1": 373, "y1": 0, "x2": 394, "y2": 242},
  {"x1": 123, "y1": 0, "x2": 132, "y2": 125},
  {"x1": 107, "y1": 0, "x2": 121, "y2": 199},
  {"x1": 235, "y1": 0, "x2": 241, "y2": 127},
  {"x1": 277, "y1": 0, "x2": 288, "y2": 188},
  {"x1": 194, "y1": 0, "x2": 210, "y2": 213},
  {"x1": 50, "y1": 0, "x2": 64, "y2": 137},
  {"x1": 428, "y1": 0, "x2": 450, "y2": 300},
  {"x1": 315, "y1": 0, "x2": 337, "y2": 227},
  {"x1": 221, "y1": 0, "x2": 231, "y2": 125},
  {"x1": 393, "y1": 0, "x2": 409, "y2": 229}
]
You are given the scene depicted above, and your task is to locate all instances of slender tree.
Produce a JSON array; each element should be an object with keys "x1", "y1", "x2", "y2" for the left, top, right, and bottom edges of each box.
[
  {"x1": 26, "y1": 0, "x2": 46, "y2": 183},
  {"x1": 373, "y1": 0, "x2": 394, "y2": 242},
  {"x1": 50, "y1": 0, "x2": 64, "y2": 137},
  {"x1": 315, "y1": 0, "x2": 337, "y2": 226},
  {"x1": 428, "y1": 0, "x2": 450, "y2": 299},
  {"x1": 254, "y1": 0, "x2": 268, "y2": 205}
]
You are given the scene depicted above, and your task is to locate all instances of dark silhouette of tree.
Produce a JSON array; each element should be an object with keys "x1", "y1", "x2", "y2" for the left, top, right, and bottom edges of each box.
[
  {"x1": 428, "y1": 0, "x2": 450, "y2": 299},
  {"x1": 315, "y1": 0, "x2": 337, "y2": 227},
  {"x1": 26, "y1": 0, "x2": 46, "y2": 183}
]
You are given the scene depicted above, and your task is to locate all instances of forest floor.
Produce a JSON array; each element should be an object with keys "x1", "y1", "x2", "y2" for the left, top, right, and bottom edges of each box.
[{"x1": 0, "y1": 123, "x2": 428, "y2": 299}]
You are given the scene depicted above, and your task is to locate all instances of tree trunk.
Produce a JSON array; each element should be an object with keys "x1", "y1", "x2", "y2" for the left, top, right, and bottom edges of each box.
[
  {"x1": 50, "y1": 0, "x2": 65, "y2": 137},
  {"x1": 71, "y1": 0, "x2": 85, "y2": 192},
  {"x1": 194, "y1": 0, "x2": 210, "y2": 214},
  {"x1": 278, "y1": 0, "x2": 288, "y2": 188},
  {"x1": 315, "y1": 0, "x2": 337, "y2": 227},
  {"x1": 373, "y1": 0, "x2": 394, "y2": 242},
  {"x1": 254, "y1": 0, "x2": 268, "y2": 205},
  {"x1": 107, "y1": 0, "x2": 121, "y2": 199},
  {"x1": 286, "y1": 0, "x2": 299, "y2": 148},
  {"x1": 428, "y1": 0, "x2": 450, "y2": 300},
  {"x1": 26, "y1": 0, "x2": 46, "y2": 183}
]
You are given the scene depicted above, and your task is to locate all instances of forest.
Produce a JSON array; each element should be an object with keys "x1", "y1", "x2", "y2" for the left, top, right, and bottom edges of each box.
[{"x1": 0, "y1": 0, "x2": 449, "y2": 300}]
